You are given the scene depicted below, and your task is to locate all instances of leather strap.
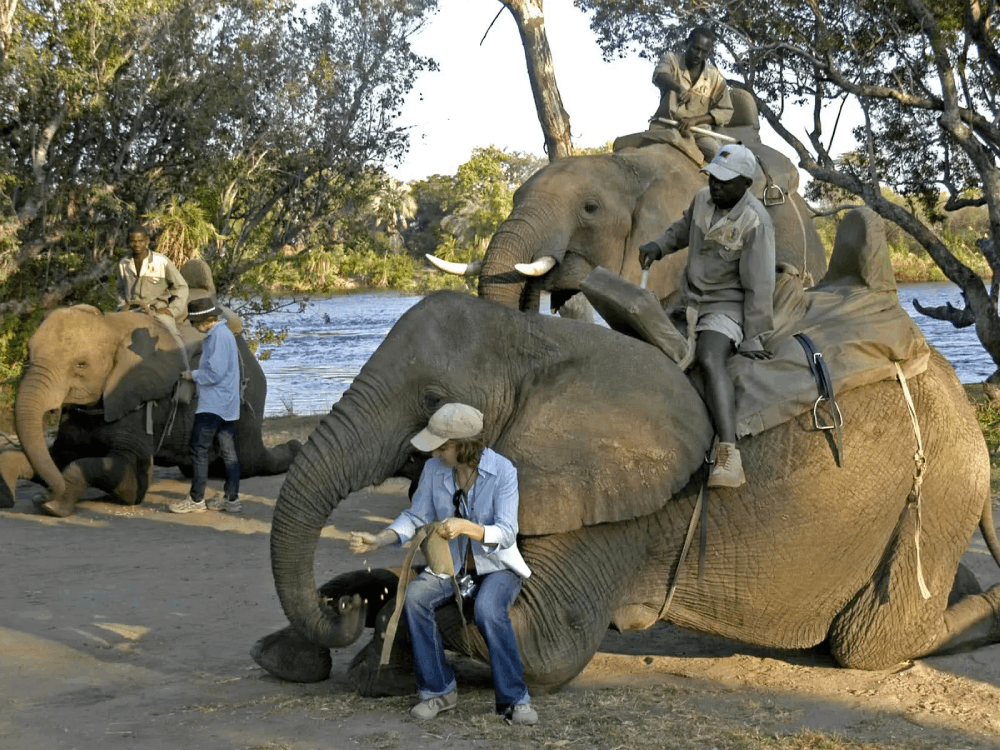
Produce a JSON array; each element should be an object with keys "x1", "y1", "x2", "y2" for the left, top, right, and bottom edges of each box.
[
  {"x1": 794, "y1": 333, "x2": 845, "y2": 466},
  {"x1": 379, "y1": 523, "x2": 465, "y2": 666}
]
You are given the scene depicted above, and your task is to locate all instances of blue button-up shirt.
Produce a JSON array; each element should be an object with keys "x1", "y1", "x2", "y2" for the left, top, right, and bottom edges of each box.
[
  {"x1": 192, "y1": 320, "x2": 240, "y2": 421},
  {"x1": 388, "y1": 448, "x2": 531, "y2": 579}
]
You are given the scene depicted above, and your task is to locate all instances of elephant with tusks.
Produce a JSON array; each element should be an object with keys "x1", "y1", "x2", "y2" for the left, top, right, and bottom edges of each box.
[
  {"x1": 252, "y1": 211, "x2": 1000, "y2": 696},
  {"x1": 428, "y1": 90, "x2": 827, "y2": 319}
]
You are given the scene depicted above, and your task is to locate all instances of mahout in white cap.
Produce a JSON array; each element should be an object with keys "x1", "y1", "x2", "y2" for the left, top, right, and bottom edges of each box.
[{"x1": 701, "y1": 143, "x2": 758, "y2": 182}]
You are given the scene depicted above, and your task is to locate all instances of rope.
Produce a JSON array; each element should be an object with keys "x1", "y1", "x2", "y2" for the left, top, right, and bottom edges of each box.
[
  {"x1": 656, "y1": 482, "x2": 705, "y2": 620},
  {"x1": 894, "y1": 362, "x2": 931, "y2": 600}
]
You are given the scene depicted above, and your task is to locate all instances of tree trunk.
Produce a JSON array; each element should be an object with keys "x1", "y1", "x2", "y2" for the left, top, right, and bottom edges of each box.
[{"x1": 499, "y1": 0, "x2": 573, "y2": 161}]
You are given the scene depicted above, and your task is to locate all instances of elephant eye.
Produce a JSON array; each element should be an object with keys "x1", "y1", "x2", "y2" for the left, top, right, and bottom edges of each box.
[
  {"x1": 583, "y1": 200, "x2": 600, "y2": 214},
  {"x1": 75, "y1": 361, "x2": 87, "y2": 370},
  {"x1": 419, "y1": 391, "x2": 444, "y2": 414}
]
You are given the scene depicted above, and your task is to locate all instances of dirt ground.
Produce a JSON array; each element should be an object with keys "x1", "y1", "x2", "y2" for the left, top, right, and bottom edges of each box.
[{"x1": 3, "y1": 416, "x2": 1000, "y2": 750}]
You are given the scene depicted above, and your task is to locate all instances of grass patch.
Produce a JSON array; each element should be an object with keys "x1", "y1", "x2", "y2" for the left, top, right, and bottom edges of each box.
[{"x1": 234, "y1": 683, "x2": 963, "y2": 750}]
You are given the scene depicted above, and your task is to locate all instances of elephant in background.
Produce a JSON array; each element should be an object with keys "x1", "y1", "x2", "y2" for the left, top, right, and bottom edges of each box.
[
  {"x1": 429, "y1": 89, "x2": 827, "y2": 316},
  {"x1": 251, "y1": 279, "x2": 1000, "y2": 696},
  {"x1": 2, "y1": 296, "x2": 301, "y2": 517}
]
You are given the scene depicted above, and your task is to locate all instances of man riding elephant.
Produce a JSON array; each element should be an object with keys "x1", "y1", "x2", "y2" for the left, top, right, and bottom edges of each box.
[
  {"x1": 649, "y1": 25, "x2": 734, "y2": 161},
  {"x1": 116, "y1": 224, "x2": 189, "y2": 351}
]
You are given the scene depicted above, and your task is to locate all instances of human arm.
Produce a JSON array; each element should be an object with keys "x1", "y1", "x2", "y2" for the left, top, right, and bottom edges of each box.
[
  {"x1": 348, "y1": 528, "x2": 400, "y2": 554},
  {"x1": 737, "y1": 220, "x2": 776, "y2": 358},
  {"x1": 705, "y1": 74, "x2": 734, "y2": 128},
  {"x1": 164, "y1": 260, "x2": 189, "y2": 320},
  {"x1": 190, "y1": 327, "x2": 238, "y2": 386},
  {"x1": 638, "y1": 201, "x2": 695, "y2": 269}
]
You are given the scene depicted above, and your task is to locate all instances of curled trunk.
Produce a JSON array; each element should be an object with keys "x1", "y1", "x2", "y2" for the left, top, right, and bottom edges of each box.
[
  {"x1": 14, "y1": 369, "x2": 67, "y2": 498},
  {"x1": 269, "y1": 400, "x2": 406, "y2": 647}
]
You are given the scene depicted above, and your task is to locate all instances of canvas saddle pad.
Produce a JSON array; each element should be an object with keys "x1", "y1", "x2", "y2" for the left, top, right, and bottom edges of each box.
[{"x1": 581, "y1": 207, "x2": 930, "y2": 442}]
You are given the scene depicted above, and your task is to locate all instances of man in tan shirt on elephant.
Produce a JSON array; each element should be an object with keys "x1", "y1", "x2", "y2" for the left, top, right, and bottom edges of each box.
[
  {"x1": 649, "y1": 25, "x2": 734, "y2": 161},
  {"x1": 116, "y1": 223, "x2": 190, "y2": 365}
]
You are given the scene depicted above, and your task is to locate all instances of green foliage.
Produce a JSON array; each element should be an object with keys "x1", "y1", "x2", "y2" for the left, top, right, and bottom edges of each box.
[
  {"x1": 408, "y1": 145, "x2": 545, "y2": 268},
  {"x1": 0, "y1": 308, "x2": 44, "y2": 413}
]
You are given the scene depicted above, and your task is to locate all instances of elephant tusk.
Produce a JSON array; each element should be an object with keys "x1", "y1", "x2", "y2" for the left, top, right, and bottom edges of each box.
[
  {"x1": 424, "y1": 254, "x2": 483, "y2": 276},
  {"x1": 514, "y1": 256, "x2": 557, "y2": 277}
]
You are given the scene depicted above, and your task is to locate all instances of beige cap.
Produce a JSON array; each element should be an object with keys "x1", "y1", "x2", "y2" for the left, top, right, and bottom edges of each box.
[
  {"x1": 410, "y1": 403, "x2": 484, "y2": 452},
  {"x1": 702, "y1": 143, "x2": 758, "y2": 181}
]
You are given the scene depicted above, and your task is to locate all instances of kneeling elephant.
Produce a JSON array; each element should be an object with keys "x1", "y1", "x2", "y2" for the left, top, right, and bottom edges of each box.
[{"x1": 252, "y1": 288, "x2": 1000, "y2": 695}]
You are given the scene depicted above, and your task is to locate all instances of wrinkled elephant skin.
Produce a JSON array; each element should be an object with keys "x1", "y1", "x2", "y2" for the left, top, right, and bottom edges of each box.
[{"x1": 258, "y1": 290, "x2": 1000, "y2": 696}]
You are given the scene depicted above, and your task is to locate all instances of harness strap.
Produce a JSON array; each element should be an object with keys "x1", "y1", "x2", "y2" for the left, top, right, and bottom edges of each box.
[
  {"x1": 894, "y1": 362, "x2": 932, "y2": 600},
  {"x1": 656, "y1": 481, "x2": 705, "y2": 619},
  {"x1": 379, "y1": 523, "x2": 466, "y2": 666},
  {"x1": 794, "y1": 333, "x2": 845, "y2": 466}
]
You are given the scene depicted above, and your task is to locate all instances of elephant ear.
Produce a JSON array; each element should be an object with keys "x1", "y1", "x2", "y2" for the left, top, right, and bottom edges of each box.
[
  {"x1": 495, "y1": 330, "x2": 714, "y2": 536},
  {"x1": 626, "y1": 177, "x2": 688, "y2": 299},
  {"x1": 103, "y1": 313, "x2": 186, "y2": 422}
]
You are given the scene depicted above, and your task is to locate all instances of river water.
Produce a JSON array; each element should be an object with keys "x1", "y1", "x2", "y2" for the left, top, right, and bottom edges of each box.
[{"x1": 256, "y1": 283, "x2": 995, "y2": 418}]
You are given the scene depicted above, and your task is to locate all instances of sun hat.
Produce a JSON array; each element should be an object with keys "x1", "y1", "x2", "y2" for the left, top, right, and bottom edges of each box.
[
  {"x1": 410, "y1": 403, "x2": 484, "y2": 452},
  {"x1": 701, "y1": 143, "x2": 758, "y2": 181},
  {"x1": 187, "y1": 297, "x2": 219, "y2": 320}
]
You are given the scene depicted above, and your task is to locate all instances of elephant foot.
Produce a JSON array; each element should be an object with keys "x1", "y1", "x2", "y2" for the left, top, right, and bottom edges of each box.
[
  {"x1": 38, "y1": 496, "x2": 77, "y2": 518},
  {"x1": 0, "y1": 484, "x2": 12, "y2": 509},
  {"x1": 348, "y1": 604, "x2": 416, "y2": 697},
  {"x1": 250, "y1": 626, "x2": 332, "y2": 683},
  {"x1": 949, "y1": 562, "x2": 982, "y2": 607},
  {"x1": 0, "y1": 451, "x2": 34, "y2": 509}
]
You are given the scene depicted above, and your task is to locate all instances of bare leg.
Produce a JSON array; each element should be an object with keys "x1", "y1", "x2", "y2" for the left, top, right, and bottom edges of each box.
[{"x1": 695, "y1": 330, "x2": 736, "y2": 443}]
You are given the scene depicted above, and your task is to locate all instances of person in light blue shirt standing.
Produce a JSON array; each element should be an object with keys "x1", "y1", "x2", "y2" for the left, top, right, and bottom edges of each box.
[
  {"x1": 169, "y1": 297, "x2": 242, "y2": 514},
  {"x1": 349, "y1": 403, "x2": 537, "y2": 726}
]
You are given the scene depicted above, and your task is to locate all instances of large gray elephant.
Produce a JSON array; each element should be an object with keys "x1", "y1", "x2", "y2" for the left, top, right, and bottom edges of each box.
[
  {"x1": 252, "y1": 215, "x2": 1000, "y2": 696},
  {"x1": 430, "y1": 91, "x2": 827, "y2": 315},
  {"x1": 1, "y1": 301, "x2": 301, "y2": 517}
]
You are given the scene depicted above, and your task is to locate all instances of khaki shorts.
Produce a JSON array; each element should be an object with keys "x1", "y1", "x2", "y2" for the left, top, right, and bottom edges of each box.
[{"x1": 695, "y1": 312, "x2": 744, "y2": 346}]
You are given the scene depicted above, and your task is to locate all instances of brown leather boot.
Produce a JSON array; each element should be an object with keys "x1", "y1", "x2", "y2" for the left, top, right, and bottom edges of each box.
[{"x1": 709, "y1": 442, "x2": 746, "y2": 488}]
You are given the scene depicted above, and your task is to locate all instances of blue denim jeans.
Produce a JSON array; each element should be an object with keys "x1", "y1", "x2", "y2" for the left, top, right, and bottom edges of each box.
[
  {"x1": 403, "y1": 568, "x2": 529, "y2": 713},
  {"x1": 189, "y1": 412, "x2": 239, "y2": 502}
]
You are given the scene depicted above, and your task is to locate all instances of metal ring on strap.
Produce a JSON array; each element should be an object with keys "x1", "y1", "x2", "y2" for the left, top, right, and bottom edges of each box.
[{"x1": 794, "y1": 333, "x2": 845, "y2": 466}]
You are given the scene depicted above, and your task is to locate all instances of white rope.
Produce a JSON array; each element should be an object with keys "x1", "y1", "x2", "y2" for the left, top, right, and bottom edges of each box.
[{"x1": 895, "y1": 362, "x2": 932, "y2": 600}]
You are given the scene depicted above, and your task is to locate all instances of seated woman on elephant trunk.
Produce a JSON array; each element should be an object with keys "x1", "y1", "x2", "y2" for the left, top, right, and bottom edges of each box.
[
  {"x1": 348, "y1": 403, "x2": 537, "y2": 726},
  {"x1": 639, "y1": 143, "x2": 776, "y2": 489}
]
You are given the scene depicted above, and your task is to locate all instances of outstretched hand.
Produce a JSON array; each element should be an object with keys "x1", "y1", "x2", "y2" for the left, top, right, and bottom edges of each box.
[
  {"x1": 638, "y1": 242, "x2": 662, "y2": 270},
  {"x1": 349, "y1": 531, "x2": 380, "y2": 554}
]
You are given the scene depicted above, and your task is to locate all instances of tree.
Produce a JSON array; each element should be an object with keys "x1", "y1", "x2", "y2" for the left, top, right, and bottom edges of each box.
[
  {"x1": 494, "y1": 0, "x2": 574, "y2": 160},
  {"x1": 409, "y1": 146, "x2": 544, "y2": 261},
  {"x1": 0, "y1": 0, "x2": 439, "y2": 315},
  {"x1": 578, "y1": 0, "x2": 1000, "y2": 373}
]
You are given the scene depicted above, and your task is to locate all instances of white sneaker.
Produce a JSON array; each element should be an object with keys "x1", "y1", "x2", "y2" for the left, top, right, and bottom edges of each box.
[
  {"x1": 207, "y1": 496, "x2": 242, "y2": 513},
  {"x1": 708, "y1": 442, "x2": 746, "y2": 488},
  {"x1": 169, "y1": 496, "x2": 207, "y2": 514},
  {"x1": 409, "y1": 690, "x2": 457, "y2": 720}
]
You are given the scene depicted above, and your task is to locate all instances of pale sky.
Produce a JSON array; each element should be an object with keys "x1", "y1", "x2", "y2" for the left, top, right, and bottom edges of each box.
[{"x1": 386, "y1": 0, "x2": 830, "y2": 185}]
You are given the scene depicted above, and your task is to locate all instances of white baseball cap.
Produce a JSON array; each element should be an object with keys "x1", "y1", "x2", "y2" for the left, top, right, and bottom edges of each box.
[
  {"x1": 410, "y1": 403, "x2": 484, "y2": 452},
  {"x1": 702, "y1": 143, "x2": 758, "y2": 181}
]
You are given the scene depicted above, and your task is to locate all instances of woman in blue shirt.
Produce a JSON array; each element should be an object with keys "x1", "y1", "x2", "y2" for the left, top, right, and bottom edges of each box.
[{"x1": 349, "y1": 403, "x2": 537, "y2": 726}]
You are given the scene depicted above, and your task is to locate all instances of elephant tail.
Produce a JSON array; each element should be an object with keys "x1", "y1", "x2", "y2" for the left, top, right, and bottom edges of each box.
[{"x1": 980, "y1": 494, "x2": 1000, "y2": 571}]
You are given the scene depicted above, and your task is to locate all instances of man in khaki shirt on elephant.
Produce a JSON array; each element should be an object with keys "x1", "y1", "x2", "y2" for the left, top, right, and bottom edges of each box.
[
  {"x1": 116, "y1": 223, "x2": 190, "y2": 363},
  {"x1": 650, "y1": 25, "x2": 734, "y2": 161},
  {"x1": 639, "y1": 144, "x2": 775, "y2": 489}
]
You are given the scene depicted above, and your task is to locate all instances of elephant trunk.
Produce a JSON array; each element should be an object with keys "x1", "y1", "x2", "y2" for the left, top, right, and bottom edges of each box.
[
  {"x1": 269, "y1": 396, "x2": 403, "y2": 648},
  {"x1": 14, "y1": 366, "x2": 68, "y2": 498},
  {"x1": 479, "y1": 211, "x2": 569, "y2": 312}
]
